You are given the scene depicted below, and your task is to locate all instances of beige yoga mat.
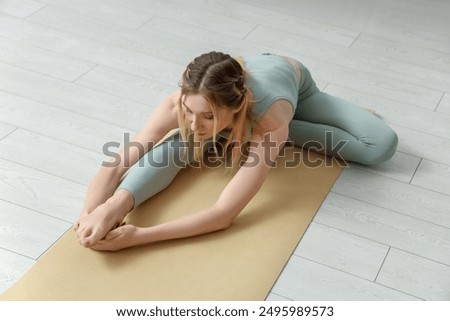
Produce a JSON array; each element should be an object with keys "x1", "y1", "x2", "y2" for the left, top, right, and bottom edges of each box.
[{"x1": 1, "y1": 147, "x2": 342, "y2": 301}]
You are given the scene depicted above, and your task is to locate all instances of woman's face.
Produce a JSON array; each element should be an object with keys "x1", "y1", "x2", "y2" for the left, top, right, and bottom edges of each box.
[{"x1": 183, "y1": 94, "x2": 236, "y2": 139}]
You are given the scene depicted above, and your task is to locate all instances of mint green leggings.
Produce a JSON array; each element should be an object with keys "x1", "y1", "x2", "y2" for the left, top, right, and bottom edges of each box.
[
  {"x1": 289, "y1": 64, "x2": 398, "y2": 165},
  {"x1": 118, "y1": 65, "x2": 398, "y2": 207}
]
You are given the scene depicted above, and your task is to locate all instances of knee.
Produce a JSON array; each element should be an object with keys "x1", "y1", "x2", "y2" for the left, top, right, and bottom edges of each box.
[{"x1": 359, "y1": 129, "x2": 398, "y2": 165}]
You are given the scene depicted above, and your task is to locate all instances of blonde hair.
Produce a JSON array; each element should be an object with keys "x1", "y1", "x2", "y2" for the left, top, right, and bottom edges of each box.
[{"x1": 178, "y1": 51, "x2": 254, "y2": 167}]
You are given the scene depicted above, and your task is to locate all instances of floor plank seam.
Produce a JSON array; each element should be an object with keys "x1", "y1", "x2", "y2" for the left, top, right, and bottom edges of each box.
[
  {"x1": 21, "y1": 3, "x2": 49, "y2": 20},
  {"x1": 0, "y1": 197, "x2": 76, "y2": 226},
  {"x1": 385, "y1": 122, "x2": 450, "y2": 146},
  {"x1": 295, "y1": 255, "x2": 423, "y2": 300},
  {"x1": 0, "y1": 86, "x2": 142, "y2": 133},
  {"x1": 0, "y1": 247, "x2": 37, "y2": 262},
  {"x1": 0, "y1": 127, "x2": 19, "y2": 142},
  {"x1": 328, "y1": 191, "x2": 450, "y2": 230},
  {"x1": 374, "y1": 246, "x2": 391, "y2": 283},
  {"x1": 16, "y1": 12, "x2": 183, "y2": 71},
  {"x1": 0, "y1": 155, "x2": 90, "y2": 188},
  {"x1": 307, "y1": 221, "x2": 393, "y2": 249},
  {"x1": 70, "y1": 64, "x2": 99, "y2": 84},
  {"x1": 0, "y1": 124, "x2": 109, "y2": 155},
  {"x1": 434, "y1": 92, "x2": 446, "y2": 112},
  {"x1": 347, "y1": 32, "x2": 361, "y2": 49},
  {"x1": 408, "y1": 158, "x2": 423, "y2": 185}
]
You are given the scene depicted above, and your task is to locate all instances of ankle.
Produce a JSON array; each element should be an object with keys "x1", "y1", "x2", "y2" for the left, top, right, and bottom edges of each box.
[{"x1": 107, "y1": 189, "x2": 134, "y2": 216}]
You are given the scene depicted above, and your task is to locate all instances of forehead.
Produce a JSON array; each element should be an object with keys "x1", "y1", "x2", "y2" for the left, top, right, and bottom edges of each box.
[{"x1": 183, "y1": 94, "x2": 212, "y2": 112}]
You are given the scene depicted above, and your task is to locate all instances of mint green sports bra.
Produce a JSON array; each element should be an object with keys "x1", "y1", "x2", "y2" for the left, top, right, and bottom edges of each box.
[{"x1": 244, "y1": 54, "x2": 301, "y2": 118}]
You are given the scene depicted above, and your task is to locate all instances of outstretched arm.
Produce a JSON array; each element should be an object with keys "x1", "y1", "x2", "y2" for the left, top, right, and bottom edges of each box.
[
  {"x1": 91, "y1": 102, "x2": 292, "y2": 251},
  {"x1": 76, "y1": 90, "x2": 180, "y2": 219},
  {"x1": 75, "y1": 91, "x2": 181, "y2": 247}
]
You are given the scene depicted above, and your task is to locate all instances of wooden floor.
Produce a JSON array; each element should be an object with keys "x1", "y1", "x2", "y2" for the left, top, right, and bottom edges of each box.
[{"x1": 1, "y1": 0, "x2": 449, "y2": 301}]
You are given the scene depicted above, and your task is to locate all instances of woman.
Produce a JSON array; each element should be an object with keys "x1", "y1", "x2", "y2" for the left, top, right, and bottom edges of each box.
[{"x1": 74, "y1": 52, "x2": 397, "y2": 251}]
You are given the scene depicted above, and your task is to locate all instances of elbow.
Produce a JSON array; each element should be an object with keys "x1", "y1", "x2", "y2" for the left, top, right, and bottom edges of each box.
[
  {"x1": 212, "y1": 214, "x2": 234, "y2": 231},
  {"x1": 211, "y1": 204, "x2": 239, "y2": 231},
  {"x1": 217, "y1": 219, "x2": 234, "y2": 231}
]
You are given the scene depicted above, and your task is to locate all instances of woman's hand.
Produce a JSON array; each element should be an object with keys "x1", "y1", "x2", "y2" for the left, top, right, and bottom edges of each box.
[
  {"x1": 73, "y1": 210, "x2": 89, "y2": 231},
  {"x1": 90, "y1": 224, "x2": 142, "y2": 251}
]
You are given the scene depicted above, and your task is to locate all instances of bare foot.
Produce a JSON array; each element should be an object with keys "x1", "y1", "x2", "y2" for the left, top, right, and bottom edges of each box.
[{"x1": 75, "y1": 190, "x2": 134, "y2": 247}]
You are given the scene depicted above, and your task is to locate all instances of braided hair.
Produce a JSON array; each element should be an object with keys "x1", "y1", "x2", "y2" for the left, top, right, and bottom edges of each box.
[{"x1": 178, "y1": 51, "x2": 254, "y2": 166}]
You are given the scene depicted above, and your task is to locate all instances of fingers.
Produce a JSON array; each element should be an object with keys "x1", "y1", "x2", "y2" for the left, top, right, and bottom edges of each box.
[
  {"x1": 77, "y1": 229, "x2": 94, "y2": 247},
  {"x1": 76, "y1": 225, "x2": 100, "y2": 248},
  {"x1": 73, "y1": 219, "x2": 80, "y2": 231},
  {"x1": 73, "y1": 211, "x2": 89, "y2": 231},
  {"x1": 76, "y1": 223, "x2": 123, "y2": 247},
  {"x1": 103, "y1": 223, "x2": 127, "y2": 240},
  {"x1": 103, "y1": 229, "x2": 119, "y2": 240},
  {"x1": 90, "y1": 241, "x2": 112, "y2": 251},
  {"x1": 90, "y1": 235, "x2": 119, "y2": 251}
]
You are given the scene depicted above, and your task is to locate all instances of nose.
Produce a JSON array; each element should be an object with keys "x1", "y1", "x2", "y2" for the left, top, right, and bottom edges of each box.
[{"x1": 190, "y1": 115, "x2": 202, "y2": 132}]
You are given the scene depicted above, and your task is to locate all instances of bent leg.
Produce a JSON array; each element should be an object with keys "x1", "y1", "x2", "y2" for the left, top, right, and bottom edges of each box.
[
  {"x1": 117, "y1": 132, "x2": 188, "y2": 208},
  {"x1": 290, "y1": 91, "x2": 398, "y2": 165}
]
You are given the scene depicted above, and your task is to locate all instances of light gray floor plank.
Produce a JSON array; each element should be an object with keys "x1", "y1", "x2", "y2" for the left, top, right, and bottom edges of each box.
[
  {"x1": 391, "y1": 124, "x2": 450, "y2": 166},
  {"x1": 75, "y1": 65, "x2": 175, "y2": 106},
  {"x1": 361, "y1": 20, "x2": 450, "y2": 54},
  {"x1": 0, "y1": 89, "x2": 131, "y2": 152},
  {"x1": 37, "y1": 0, "x2": 154, "y2": 29},
  {"x1": 332, "y1": 167, "x2": 450, "y2": 228},
  {"x1": 170, "y1": 0, "x2": 359, "y2": 47},
  {"x1": 0, "y1": 0, "x2": 44, "y2": 18},
  {"x1": 138, "y1": 16, "x2": 293, "y2": 60},
  {"x1": 0, "y1": 13, "x2": 184, "y2": 86},
  {"x1": 0, "y1": 248, "x2": 35, "y2": 295},
  {"x1": 240, "y1": 0, "x2": 450, "y2": 36},
  {"x1": 437, "y1": 93, "x2": 450, "y2": 114},
  {"x1": 0, "y1": 129, "x2": 103, "y2": 186},
  {"x1": 377, "y1": 248, "x2": 450, "y2": 300},
  {"x1": 352, "y1": 33, "x2": 450, "y2": 74},
  {"x1": 265, "y1": 293, "x2": 292, "y2": 301},
  {"x1": 0, "y1": 35, "x2": 96, "y2": 82},
  {"x1": 315, "y1": 192, "x2": 450, "y2": 266},
  {"x1": 0, "y1": 122, "x2": 16, "y2": 140},
  {"x1": 380, "y1": 0, "x2": 450, "y2": 18},
  {"x1": 271, "y1": 256, "x2": 419, "y2": 301},
  {"x1": 0, "y1": 199, "x2": 71, "y2": 259},
  {"x1": 106, "y1": 0, "x2": 258, "y2": 39},
  {"x1": 0, "y1": 158, "x2": 85, "y2": 223},
  {"x1": 0, "y1": 62, "x2": 149, "y2": 131},
  {"x1": 27, "y1": 5, "x2": 206, "y2": 66},
  {"x1": 411, "y1": 160, "x2": 450, "y2": 196},
  {"x1": 294, "y1": 222, "x2": 389, "y2": 280},
  {"x1": 348, "y1": 152, "x2": 421, "y2": 183}
]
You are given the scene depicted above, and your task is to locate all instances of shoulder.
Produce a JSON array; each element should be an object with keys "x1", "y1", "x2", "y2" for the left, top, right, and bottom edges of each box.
[
  {"x1": 244, "y1": 55, "x2": 300, "y2": 119},
  {"x1": 252, "y1": 100, "x2": 293, "y2": 135}
]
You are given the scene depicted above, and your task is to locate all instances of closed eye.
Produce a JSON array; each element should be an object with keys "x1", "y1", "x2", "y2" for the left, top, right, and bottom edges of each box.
[{"x1": 183, "y1": 102, "x2": 214, "y2": 120}]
